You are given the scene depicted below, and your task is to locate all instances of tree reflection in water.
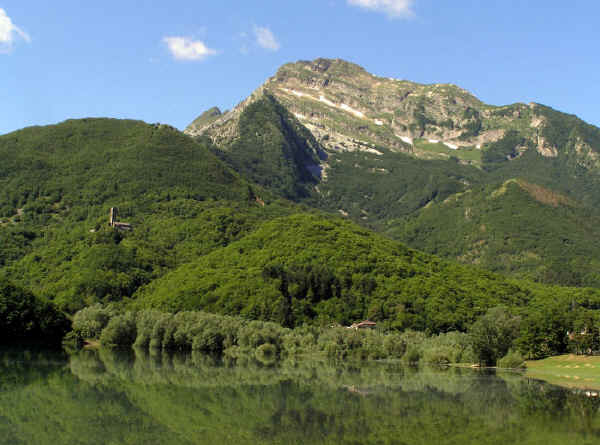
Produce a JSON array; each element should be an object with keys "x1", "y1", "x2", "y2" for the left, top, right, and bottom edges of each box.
[{"x1": 0, "y1": 346, "x2": 599, "y2": 445}]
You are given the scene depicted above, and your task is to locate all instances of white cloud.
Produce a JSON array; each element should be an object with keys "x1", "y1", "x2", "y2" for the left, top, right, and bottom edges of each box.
[
  {"x1": 347, "y1": 0, "x2": 415, "y2": 18},
  {"x1": 0, "y1": 8, "x2": 30, "y2": 53},
  {"x1": 253, "y1": 26, "x2": 280, "y2": 51},
  {"x1": 163, "y1": 36, "x2": 217, "y2": 61}
]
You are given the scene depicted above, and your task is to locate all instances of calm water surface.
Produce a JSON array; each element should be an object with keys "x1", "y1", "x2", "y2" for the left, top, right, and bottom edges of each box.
[{"x1": 0, "y1": 347, "x2": 599, "y2": 444}]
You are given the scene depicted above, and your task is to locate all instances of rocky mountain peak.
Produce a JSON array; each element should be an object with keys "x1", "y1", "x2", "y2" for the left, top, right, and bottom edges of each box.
[
  {"x1": 185, "y1": 107, "x2": 223, "y2": 135},
  {"x1": 186, "y1": 58, "x2": 600, "y2": 170}
]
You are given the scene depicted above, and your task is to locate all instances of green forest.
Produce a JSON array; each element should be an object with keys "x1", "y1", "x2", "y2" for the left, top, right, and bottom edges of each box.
[
  {"x1": 1, "y1": 115, "x2": 600, "y2": 365},
  {"x1": 210, "y1": 97, "x2": 600, "y2": 289}
]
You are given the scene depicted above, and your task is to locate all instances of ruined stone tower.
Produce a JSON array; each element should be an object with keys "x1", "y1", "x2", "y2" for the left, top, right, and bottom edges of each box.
[
  {"x1": 109, "y1": 207, "x2": 118, "y2": 226},
  {"x1": 108, "y1": 207, "x2": 132, "y2": 230}
]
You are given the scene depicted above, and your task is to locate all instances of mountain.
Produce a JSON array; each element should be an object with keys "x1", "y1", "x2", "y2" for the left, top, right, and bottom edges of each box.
[
  {"x1": 193, "y1": 95, "x2": 323, "y2": 200},
  {"x1": 390, "y1": 179, "x2": 600, "y2": 287},
  {"x1": 186, "y1": 58, "x2": 600, "y2": 286},
  {"x1": 2, "y1": 116, "x2": 599, "y2": 338},
  {"x1": 187, "y1": 58, "x2": 600, "y2": 169},
  {"x1": 187, "y1": 106, "x2": 222, "y2": 133}
]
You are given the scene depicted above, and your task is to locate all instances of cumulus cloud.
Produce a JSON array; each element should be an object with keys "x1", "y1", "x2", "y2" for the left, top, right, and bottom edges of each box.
[
  {"x1": 253, "y1": 26, "x2": 280, "y2": 51},
  {"x1": 0, "y1": 8, "x2": 30, "y2": 52},
  {"x1": 347, "y1": 0, "x2": 415, "y2": 18},
  {"x1": 163, "y1": 36, "x2": 217, "y2": 61}
]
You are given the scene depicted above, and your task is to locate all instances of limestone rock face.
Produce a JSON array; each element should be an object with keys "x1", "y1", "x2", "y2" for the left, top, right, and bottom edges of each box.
[{"x1": 185, "y1": 58, "x2": 600, "y2": 170}]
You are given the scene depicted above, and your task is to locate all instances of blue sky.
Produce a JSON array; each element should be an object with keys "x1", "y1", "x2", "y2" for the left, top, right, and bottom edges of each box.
[{"x1": 1, "y1": 1, "x2": 599, "y2": 135}]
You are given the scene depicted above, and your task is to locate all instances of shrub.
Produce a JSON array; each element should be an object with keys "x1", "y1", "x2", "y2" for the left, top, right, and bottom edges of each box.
[
  {"x1": 383, "y1": 334, "x2": 406, "y2": 358},
  {"x1": 317, "y1": 327, "x2": 364, "y2": 359},
  {"x1": 72, "y1": 304, "x2": 116, "y2": 340},
  {"x1": 134, "y1": 310, "x2": 164, "y2": 348},
  {"x1": 458, "y1": 345, "x2": 477, "y2": 364},
  {"x1": 282, "y1": 325, "x2": 318, "y2": 355},
  {"x1": 421, "y1": 332, "x2": 472, "y2": 364},
  {"x1": 100, "y1": 312, "x2": 137, "y2": 347},
  {"x1": 470, "y1": 307, "x2": 521, "y2": 366},
  {"x1": 403, "y1": 347, "x2": 422, "y2": 364},
  {"x1": 149, "y1": 313, "x2": 172, "y2": 349},
  {"x1": 239, "y1": 320, "x2": 289, "y2": 352},
  {"x1": 361, "y1": 330, "x2": 386, "y2": 359},
  {"x1": 497, "y1": 350, "x2": 526, "y2": 369},
  {"x1": 170, "y1": 312, "x2": 203, "y2": 351},
  {"x1": 255, "y1": 343, "x2": 278, "y2": 365},
  {"x1": 421, "y1": 347, "x2": 452, "y2": 365},
  {"x1": 191, "y1": 316, "x2": 227, "y2": 353}
]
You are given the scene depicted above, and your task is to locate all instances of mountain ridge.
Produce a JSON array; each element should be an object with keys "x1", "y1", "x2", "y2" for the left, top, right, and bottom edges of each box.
[
  {"x1": 186, "y1": 58, "x2": 600, "y2": 171},
  {"x1": 183, "y1": 57, "x2": 600, "y2": 287}
]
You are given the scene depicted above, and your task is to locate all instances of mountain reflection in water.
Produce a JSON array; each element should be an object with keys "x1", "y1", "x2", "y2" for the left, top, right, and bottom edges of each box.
[{"x1": 0, "y1": 347, "x2": 599, "y2": 444}]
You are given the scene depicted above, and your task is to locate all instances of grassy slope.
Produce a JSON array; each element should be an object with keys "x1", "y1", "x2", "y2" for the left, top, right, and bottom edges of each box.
[{"x1": 526, "y1": 355, "x2": 600, "y2": 390}]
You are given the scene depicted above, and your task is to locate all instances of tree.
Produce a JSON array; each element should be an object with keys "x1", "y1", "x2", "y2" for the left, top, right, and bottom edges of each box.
[
  {"x1": 0, "y1": 278, "x2": 69, "y2": 343},
  {"x1": 469, "y1": 307, "x2": 521, "y2": 366},
  {"x1": 517, "y1": 308, "x2": 569, "y2": 359}
]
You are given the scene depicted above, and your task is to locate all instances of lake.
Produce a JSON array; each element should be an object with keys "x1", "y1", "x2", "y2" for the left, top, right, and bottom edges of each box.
[{"x1": 0, "y1": 347, "x2": 599, "y2": 444}]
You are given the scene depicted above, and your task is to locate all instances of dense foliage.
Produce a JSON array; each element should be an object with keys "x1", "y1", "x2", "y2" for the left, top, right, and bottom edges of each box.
[
  {"x1": 133, "y1": 213, "x2": 526, "y2": 330},
  {"x1": 0, "y1": 118, "x2": 247, "y2": 216},
  {"x1": 70, "y1": 300, "x2": 595, "y2": 364},
  {"x1": 393, "y1": 179, "x2": 600, "y2": 286},
  {"x1": 2, "y1": 116, "x2": 600, "y2": 356},
  {"x1": 469, "y1": 307, "x2": 521, "y2": 366},
  {"x1": 70, "y1": 305, "x2": 475, "y2": 364},
  {"x1": 0, "y1": 279, "x2": 68, "y2": 343},
  {"x1": 0, "y1": 118, "x2": 297, "y2": 312},
  {"x1": 131, "y1": 212, "x2": 600, "y2": 348},
  {"x1": 214, "y1": 95, "x2": 321, "y2": 200}
]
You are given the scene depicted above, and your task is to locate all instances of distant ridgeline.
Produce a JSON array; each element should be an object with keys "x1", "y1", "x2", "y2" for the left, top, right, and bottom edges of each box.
[{"x1": 2, "y1": 61, "x2": 600, "y2": 346}]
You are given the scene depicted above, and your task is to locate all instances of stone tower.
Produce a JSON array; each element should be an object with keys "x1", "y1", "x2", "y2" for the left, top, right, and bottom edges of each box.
[{"x1": 109, "y1": 207, "x2": 118, "y2": 226}]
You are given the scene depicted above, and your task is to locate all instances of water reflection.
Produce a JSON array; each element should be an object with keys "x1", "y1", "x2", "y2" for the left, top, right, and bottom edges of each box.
[{"x1": 0, "y1": 347, "x2": 599, "y2": 444}]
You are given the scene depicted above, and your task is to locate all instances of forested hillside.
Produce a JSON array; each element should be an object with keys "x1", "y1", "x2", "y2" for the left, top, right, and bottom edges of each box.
[
  {"x1": 0, "y1": 118, "x2": 294, "y2": 313},
  {"x1": 132, "y1": 213, "x2": 600, "y2": 340},
  {"x1": 188, "y1": 58, "x2": 600, "y2": 288},
  {"x1": 3, "y1": 85, "x2": 600, "y2": 348}
]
